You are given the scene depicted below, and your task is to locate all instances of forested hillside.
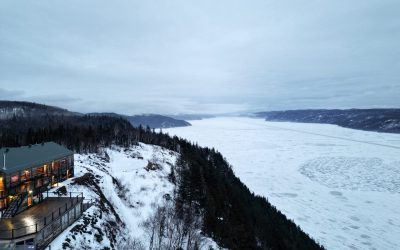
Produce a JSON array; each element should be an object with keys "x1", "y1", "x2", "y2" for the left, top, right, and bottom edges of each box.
[
  {"x1": 256, "y1": 109, "x2": 400, "y2": 133},
  {"x1": 128, "y1": 114, "x2": 191, "y2": 128},
  {"x1": 88, "y1": 112, "x2": 191, "y2": 128},
  {"x1": 0, "y1": 109, "x2": 323, "y2": 249},
  {"x1": 0, "y1": 115, "x2": 135, "y2": 152},
  {"x1": 0, "y1": 101, "x2": 190, "y2": 129},
  {"x1": 0, "y1": 100, "x2": 77, "y2": 119}
]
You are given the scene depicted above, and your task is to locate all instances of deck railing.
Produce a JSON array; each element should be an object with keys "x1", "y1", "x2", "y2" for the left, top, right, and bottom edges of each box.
[
  {"x1": 0, "y1": 192, "x2": 93, "y2": 241},
  {"x1": 35, "y1": 197, "x2": 94, "y2": 249}
]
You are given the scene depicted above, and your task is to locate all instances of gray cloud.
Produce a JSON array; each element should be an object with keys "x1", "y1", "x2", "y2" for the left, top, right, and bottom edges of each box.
[
  {"x1": 0, "y1": 88, "x2": 25, "y2": 99},
  {"x1": 0, "y1": 0, "x2": 399, "y2": 115}
]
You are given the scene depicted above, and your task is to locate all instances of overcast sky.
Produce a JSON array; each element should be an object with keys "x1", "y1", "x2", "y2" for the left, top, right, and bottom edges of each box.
[{"x1": 0, "y1": 1, "x2": 399, "y2": 115}]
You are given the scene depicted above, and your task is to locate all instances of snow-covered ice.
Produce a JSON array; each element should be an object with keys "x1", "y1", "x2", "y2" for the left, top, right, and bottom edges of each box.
[{"x1": 166, "y1": 117, "x2": 400, "y2": 250}]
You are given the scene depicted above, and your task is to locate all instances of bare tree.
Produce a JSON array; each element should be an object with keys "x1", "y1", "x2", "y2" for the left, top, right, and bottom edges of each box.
[
  {"x1": 116, "y1": 236, "x2": 145, "y2": 250},
  {"x1": 142, "y1": 199, "x2": 206, "y2": 250}
]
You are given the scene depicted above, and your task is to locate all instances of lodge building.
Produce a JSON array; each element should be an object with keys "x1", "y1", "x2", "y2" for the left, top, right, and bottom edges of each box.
[{"x1": 0, "y1": 142, "x2": 74, "y2": 217}]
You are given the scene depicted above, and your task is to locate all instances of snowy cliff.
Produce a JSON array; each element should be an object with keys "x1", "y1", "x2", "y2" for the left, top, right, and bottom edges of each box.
[{"x1": 48, "y1": 143, "x2": 219, "y2": 250}]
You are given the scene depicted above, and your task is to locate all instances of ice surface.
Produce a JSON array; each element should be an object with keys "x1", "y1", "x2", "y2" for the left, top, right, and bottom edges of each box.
[
  {"x1": 300, "y1": 157, "x2": 400, "y2": 193},
  {"x1": 166, "y1": 117, "x2": 400, "y2": 250}
]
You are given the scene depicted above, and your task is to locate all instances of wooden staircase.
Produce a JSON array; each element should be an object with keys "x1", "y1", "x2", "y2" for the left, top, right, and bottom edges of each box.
[{"x1": 1, "y1": 193, "x2": 26, "y2": 218}]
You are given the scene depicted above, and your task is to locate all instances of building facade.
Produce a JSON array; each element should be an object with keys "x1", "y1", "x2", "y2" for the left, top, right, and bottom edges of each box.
[{"x1": 0, "y1": 142, "x2": 74, "y2": 216}]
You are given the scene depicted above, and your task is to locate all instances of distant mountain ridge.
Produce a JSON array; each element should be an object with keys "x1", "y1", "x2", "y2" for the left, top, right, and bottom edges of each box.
[
  {"x1": 127, "y1": 114, "x2": 191, "y2": 128},
  {"x1": 88, "y1": 113, "x2": 191, "y2": 129},
  {"x1": 170, "y1": 114, "x2": 216, "y2": 121},
  {"x1": 0, "y1": 100, "x2": 190, "y2": 129},
  {"x1": 0, "y1": 100, "x2": 78, "y2": 119},
  {"x1": 255, "y1": 109, "x2": 400, "y2": 133}
]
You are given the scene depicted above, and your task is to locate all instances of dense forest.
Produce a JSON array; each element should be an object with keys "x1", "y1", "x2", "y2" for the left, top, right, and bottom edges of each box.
[
  {"x1": 0, "y1": 115, "x2": 135, "y2": 152},
  {"x1": 0, "y1": 112, "x2": 323, "y2": 249}
]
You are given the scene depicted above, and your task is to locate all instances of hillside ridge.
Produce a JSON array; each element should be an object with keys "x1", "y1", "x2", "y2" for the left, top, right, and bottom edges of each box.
[{"x1": 255, "y1": 109, "x2": 400, "y2": 133}]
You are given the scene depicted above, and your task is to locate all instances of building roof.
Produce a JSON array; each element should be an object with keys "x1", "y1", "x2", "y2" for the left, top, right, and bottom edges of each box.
[{"x1": 0, "y1": 142, "x2": 73, "y2": 174}]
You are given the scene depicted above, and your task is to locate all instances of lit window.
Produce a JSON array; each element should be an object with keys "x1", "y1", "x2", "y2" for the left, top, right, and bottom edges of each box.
[{"x1": 11, "y1": 174, "x2": 19, "y2": 183}]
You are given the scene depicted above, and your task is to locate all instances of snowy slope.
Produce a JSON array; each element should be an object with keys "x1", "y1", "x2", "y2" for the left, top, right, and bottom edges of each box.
[
  {"x1": 166, "y1": 117, "x2": 400, "y2": 250},
  {"x1": 47, "y1": 143, "x2": 219, "y2": 249}
]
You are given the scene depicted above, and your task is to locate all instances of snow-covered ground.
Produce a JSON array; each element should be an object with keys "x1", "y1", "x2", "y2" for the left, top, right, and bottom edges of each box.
[
  {"x1": 48, "y1": 143, "x2": 219, "y2": 249},
  {"x1": 166, "y1": 117, "x2": 400, "y2": 250}
]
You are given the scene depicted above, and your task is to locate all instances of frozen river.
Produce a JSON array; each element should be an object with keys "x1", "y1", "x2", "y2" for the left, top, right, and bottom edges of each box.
[{"x1": 166, "y1": 117, "x2": 400, "y2": 250}]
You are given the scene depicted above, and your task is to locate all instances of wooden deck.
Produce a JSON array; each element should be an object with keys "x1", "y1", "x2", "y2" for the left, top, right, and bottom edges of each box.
[{"x1": 0, "y1": 197, "x2": 83, "y2": 239}]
